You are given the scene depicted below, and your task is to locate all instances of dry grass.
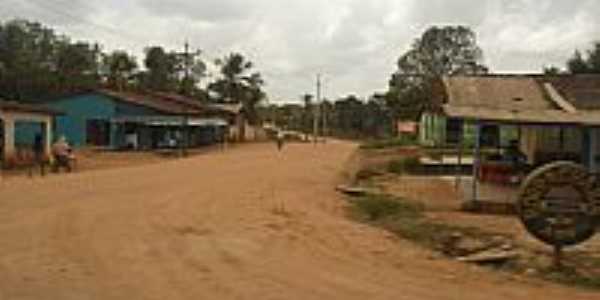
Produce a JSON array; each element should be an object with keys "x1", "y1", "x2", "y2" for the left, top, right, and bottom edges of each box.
[{"x1": 354, "y1": 145, "x2": 600, "y2": 290}]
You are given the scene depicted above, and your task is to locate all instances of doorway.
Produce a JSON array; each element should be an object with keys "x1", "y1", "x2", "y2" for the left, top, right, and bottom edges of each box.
[{"x1": 86, "y1": 120, "x2": 111, "y2": 146}]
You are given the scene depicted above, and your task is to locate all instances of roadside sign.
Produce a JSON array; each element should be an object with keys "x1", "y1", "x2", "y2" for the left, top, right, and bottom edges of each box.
[{"x1": 518, "y1": 161, "x2": 600, "y2": 248}]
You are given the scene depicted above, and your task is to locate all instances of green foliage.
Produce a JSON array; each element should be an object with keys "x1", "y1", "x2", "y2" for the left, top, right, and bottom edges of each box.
[
  {"x1": 353, "y1": 194, "x2": 422, "y2": 221},
  {"x1": 208, "y1": 53, "x2": 266, "y2": 124},
  {"x1": 387, "y1": 157, "x2": 422, "y2": 175},
  {"x1": 360, "y1": 136, "x2": 417, "y2": 150},
  {"x1": 387, "y1": 25, "x2": 488, "y2": 121},
  {"x1": 142, "y1": 46, "x2": 179, "y2": 92},
  {"x1": 543, "y1": 65, "x2": 563, "y2": 75},
  {"x1": 263, "y1": 93, "x2": 395, "y2": 139},
  {"x1": 0, "y1": 19, "x2": 100, "y2": 100},
  {"x1": 102, "y1": 50, "x2": 138, "y2": 91},
  {"x1": 0, "y1": 18, "x2": 262, "y2": 106},
  {"x1": 566, "y1": 42, "x2": 600, "y2": 74},
  {"x1": 541, "y1": 266, "x2": 600, "y2": 290},
  {"x1": 350, "y1": 194, "x2": 470, "y2": 248}
]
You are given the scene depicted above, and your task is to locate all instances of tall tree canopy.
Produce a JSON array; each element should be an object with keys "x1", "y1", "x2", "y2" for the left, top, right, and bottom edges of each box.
[
  {"x1": 102, "y1": 50, "x2": 138, "y2": 91},
  {"x1": 208, "y1": 53, "x2": 266, "y2": 124},
  {"x1": 0, "y1": 19, "x2": 100, "y2": 100},
  {"x1": 566, "y1": 42, "x2": 600, "y2": 74},
  {"x1": 387, "y1": 26, "x2": 488, "y2": 120},
  {"x1": 142, "y1": 46, "x2": 178, "y2": 92},
  {"x1": 0, "y1": 19, "x2": 264, "y2": 106}
]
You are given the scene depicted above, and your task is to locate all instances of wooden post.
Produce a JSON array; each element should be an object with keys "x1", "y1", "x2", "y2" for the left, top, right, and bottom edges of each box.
[
  {"x1": 44, "y1": 117, "x2": 52, "y2": 160},
  {"x1": 455, "y1": 121, "x2": 464, "y2": 190},
  {"x1": 583, "y1": 127, "x2": 593, "y2": 170},
  {"x1": 3, "y1": 115, "x2": 15, "y2": 164},
  {"x1": 472, "y1": 120, "x2": 482, "y2": 203},
  {"x1": 588, "y1": 127, "x2": 597, "y2": 172}
]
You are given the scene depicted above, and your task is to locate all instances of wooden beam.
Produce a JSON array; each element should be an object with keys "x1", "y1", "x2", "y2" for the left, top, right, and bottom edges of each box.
[
  {"x1": 544, "y1": 83, "x2": 577, "y2": 114},
  {"x1": 472, "y1": 120, "x2": 482, "y2": 202},
  {"x1": 455, "y1": 122, "x2": 464, "y2": 190},
  {"x1": 2, "y1": 114, "x2": 15, "y2": 163}
]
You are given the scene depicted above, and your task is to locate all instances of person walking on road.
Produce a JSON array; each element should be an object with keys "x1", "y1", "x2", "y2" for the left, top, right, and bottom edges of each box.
[
  {"x1": 31, "y1": 134, "x2": 46, "y2": 176},
  {"x1": 276, "y1": 130, "x2": 285, "y2": 151}
]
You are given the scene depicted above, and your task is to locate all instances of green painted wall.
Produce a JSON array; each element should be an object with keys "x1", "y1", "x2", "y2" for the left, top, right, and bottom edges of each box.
[{"x1": 420, "y1": 113, "x2": 518, "y2": 148}]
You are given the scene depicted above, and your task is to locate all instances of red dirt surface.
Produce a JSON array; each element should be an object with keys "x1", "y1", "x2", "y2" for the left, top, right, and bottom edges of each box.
[{"x1": 0, "y1": 142, "x2": 597, "y2": 299}]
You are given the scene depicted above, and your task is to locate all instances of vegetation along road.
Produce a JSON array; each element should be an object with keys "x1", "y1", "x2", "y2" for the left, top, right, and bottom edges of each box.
[{"x1": 0, "y1": 142, "x2": 597, "y2": 299}]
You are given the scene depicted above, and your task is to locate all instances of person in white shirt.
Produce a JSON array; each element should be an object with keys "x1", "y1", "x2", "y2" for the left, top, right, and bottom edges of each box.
[{"x1": 276, "y1": 130, "x2": 285, "y2": 151}]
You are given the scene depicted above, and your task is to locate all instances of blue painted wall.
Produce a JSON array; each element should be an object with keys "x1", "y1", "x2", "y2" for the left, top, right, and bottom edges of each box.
[
  {"x1": 15, "y1": 121, "x2": 43, "y2": 147},
  {"x1": 47, "y1": 93, "x2": 160, "y2": 147}
]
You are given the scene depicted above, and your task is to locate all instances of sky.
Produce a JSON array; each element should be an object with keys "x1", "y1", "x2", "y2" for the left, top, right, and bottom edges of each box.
[{"x1": 1, "y1": 0, "x2": 599, "y2": 103}]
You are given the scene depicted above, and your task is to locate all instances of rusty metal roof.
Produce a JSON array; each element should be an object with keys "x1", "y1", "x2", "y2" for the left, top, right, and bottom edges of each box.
[
  {"x1": 98, "y1": 89, "x2": 205, "y2": 115},
  {"x1": 0, "y1": 100, "x2": 63, "y2": 116},
  {"x1": 438, "y1": 74, "x2": 600, "y2": 125}
]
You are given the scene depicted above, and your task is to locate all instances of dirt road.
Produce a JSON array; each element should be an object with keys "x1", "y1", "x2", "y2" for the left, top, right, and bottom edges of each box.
[{"x1": 0, "y1": 142, "x2": 597, "y2": 299}]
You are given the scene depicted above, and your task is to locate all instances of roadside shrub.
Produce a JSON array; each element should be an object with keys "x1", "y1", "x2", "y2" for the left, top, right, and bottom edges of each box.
[
  {"x1": 355, "y1": 168, "x2": 382, "y2": 181},
  {"x1": 350, "y1": 193, "x2": 476, "y2": 248},
  {"x1": 354, "y1": 194, "x2": 422, "y2": 221},
  {"x1": 387, "y1": 157, "x2": 422, "y2": 174}
]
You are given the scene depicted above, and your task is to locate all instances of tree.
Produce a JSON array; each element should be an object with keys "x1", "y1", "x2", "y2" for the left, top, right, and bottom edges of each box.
[
  {"x1": 567, "y1": 50, "x2": 590, "y2": 74},
  {"x1": 0, "y1": 19, "x2": 102, "y2": 100},
  {"x1": 543, "y1": 65, "x2": 563, "y2": 75},
  {"x1": 56, "y1": 42, "x2": 100, "y2": 91},
  {"x1": 208, "y1": 52, "x2": 266, "y2": 124},
  {"x1": 102, "y1": 50, "x2": 138, "y2": 91},
  {"x1": 566, "y1": 43, "x2": 600, "y2": 74},
  {"x1": 388, "y1": 25, "x2": 488, "y2": 120},
  {"x1": 143, "y1": 46, "x2": 178, "y2": 91},
  {"x1": 176, "y1": 49, "x2": 207, "y2": 97}
]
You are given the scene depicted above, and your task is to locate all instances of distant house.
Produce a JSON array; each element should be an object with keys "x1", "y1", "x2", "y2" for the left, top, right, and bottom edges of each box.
[
  {"x1": 422, "y1": 74, "x2": 600, "y2": 167},
  {"x1": 0, "y1": 100, "x2": 61, "y2": 165},
  {"x1": 40, "y1": 90, "x2": 233, "y2": 150}
]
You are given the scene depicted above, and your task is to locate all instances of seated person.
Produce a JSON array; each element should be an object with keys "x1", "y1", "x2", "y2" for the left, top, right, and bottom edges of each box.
[
  {"x1": 505, "y1": 140, "x2": 528, "y2": 168},
  {"x1": 52, "y1": 136, "x2": 75, "y2": 172}
]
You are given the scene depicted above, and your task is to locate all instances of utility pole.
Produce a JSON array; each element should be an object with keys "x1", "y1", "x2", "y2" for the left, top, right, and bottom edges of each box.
[
  {"x1": 180, "y1": 40, "x2": 194, "y2": 157},
  {"x1": 313, "y1": 74, "x2": 321, "y2": 144},
  {"x1": 321, "y1": 79, "x2": 327, "y2": 143}
]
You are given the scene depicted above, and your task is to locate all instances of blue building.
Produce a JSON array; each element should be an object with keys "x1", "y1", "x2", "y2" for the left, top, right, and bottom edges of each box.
[{"x1": 42, "y1": 90, "x2": 230, "y2": 150}]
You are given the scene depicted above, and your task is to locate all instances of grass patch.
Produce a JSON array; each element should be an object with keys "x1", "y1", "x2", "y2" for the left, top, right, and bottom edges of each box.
[
  {"x1": 349, "y1": 193, "x2": 600, "y2": 290},
  {"x1": 541, "y1": 265, "x2": 600, "y2": 290},
  {"x1": 349, "y1": 193, "x2": 479, "y2": 248},
  {"x1": 360, "y1": 137, "x2": 416, "y2": 150},
  {"x1": 353, "y1": 194, "x2": 423, "y2": 221},
  {"x1": 387, "y1": 157, "x2": 422, "y2": 175}
]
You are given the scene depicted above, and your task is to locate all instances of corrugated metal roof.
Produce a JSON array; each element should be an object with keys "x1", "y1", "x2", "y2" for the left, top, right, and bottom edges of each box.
[
  {"x1": 540, "y1": 76, "x2": 600, "y2": 110},
  {"x1": 98, "y1": 89, "x2": 204, "y2": 115},
  {"x1": 439, "y1": 74, "x2": 600, "y2": 125},
  {"x1": 98, "y1": 90, "x2": 243, "y2": 116},
  {"x1": 443, "y1": 105, "x2": 600, "y2": 125},
  {"x1": 0, "y1": 100, "x2": 63, "y2": 115},
  {"x1": 442, "y1": 76, "x2": 554, "y2": 111}
]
